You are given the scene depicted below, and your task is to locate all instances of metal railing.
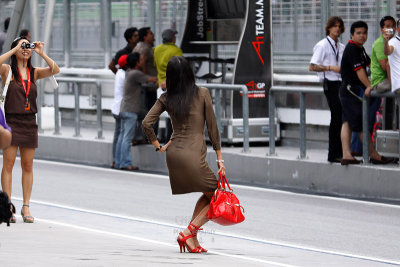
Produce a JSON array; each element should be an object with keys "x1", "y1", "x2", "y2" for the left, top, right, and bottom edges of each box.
[
  {"x1": 54, "y1": 77, "x2": 104, "y2": 139},
  {"x1": 269, "y1": 85, "x2": 324, "y2": 158},
  {"x1": 197, "y1": 83, "x2": 249, "y2": 153},
  {"x1": 363, "y1": 91, "x2": 400, "y2": 165}
]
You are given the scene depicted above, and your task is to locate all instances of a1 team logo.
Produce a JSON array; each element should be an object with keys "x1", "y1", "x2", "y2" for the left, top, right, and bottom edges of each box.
[
  {"x1": 252, "y1": 36, "x2": 264, "y2": 65},
  {"x1": 246, "y1": 80, "x2": 266, "y2": 90}
]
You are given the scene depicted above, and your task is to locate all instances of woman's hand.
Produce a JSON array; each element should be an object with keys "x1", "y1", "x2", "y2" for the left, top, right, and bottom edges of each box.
[
  {"x1": 33, "y1": 41, "x2": 44, "y2": 56},
  {"x1": 217, "y1": 161, "x2": 226, "y2": 176},
  {"x1": 157, "y1": 140, "x2": 171, "y2": 153}
]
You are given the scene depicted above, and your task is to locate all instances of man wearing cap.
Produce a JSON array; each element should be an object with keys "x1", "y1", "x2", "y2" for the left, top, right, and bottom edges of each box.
[
  {"x1": 108, "y1": 27, "x2": 139, "y2": 74},
  {"x1": 155, "y1": 29, "x2": 183, "y2": 89},
  {"x1": 110, "y1": 54, "x2": 128, "y2": 168},
  {"x1": 154, "y1": 29, "x2": 183, "y2": 141}
]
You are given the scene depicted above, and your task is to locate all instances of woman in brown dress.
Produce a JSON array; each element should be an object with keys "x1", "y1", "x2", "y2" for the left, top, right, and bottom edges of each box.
[
  {"x1": 142, "y1": 56, "x2": 225, "y2": 253},
  {"x1": 0, "y1": 37, "x2": 60, "y2": 223}
]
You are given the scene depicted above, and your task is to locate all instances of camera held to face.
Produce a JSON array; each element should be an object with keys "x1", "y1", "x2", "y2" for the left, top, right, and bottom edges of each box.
[
  {"x1": 22, "y1": 43, "x2": 35, "y2": 49},
  {"x1": 386, "y1": 28, "x2": 394, "y2": 35}
]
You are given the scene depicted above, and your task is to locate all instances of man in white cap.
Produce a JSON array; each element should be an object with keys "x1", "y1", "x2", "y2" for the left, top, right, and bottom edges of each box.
[{"x1": 154, "y1": 29, "x2": 183, "y2": 141}]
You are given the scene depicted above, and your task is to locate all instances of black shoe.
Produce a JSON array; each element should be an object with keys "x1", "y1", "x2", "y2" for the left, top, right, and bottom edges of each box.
[
  {"x1": 370, "y1": 156, "x2": 396, "y2": 165},
  {"x1": 341, "y1": 158, "x2": 362, "y2": 165},
  {"x1": 328, "y1": 157, "x2": 342, "y2": 163}
]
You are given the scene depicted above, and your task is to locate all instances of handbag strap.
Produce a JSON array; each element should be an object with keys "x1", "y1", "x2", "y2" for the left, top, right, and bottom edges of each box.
[
  {"x1": 218, "y1": 173, "x2": 232, "y2": 191},
  {"x1": 1, "y1": 65, "x2": 12, "y2": 100}
]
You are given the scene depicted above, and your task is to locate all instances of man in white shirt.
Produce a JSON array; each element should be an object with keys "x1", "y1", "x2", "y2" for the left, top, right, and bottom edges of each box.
[
  {"x1": 385, "y1": 19, "x2": 400, "y2": 95},
  {"x1": 111, "y1": 54, "x2": 128, "y2": 168},
  {"x1": 309, "y1": 16, "x2": 345, "y2": 163}
]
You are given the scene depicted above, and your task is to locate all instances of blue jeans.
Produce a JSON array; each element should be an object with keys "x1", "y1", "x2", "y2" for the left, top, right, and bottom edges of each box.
[
  {"x1": 115, "y1": 112, "x2": 138, "y2": 169},
  {"x1": 112, "y1": 114, "x2": 121, "y2": 162}
]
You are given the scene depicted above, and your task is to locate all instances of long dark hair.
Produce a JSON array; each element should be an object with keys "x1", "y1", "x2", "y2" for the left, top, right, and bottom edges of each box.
[
  {"x1": 165, "y1": 56, "x2": 198, "y2": 122},
  {"x1": 10, "y1": 37, "x2": 35, "y2": 84}
]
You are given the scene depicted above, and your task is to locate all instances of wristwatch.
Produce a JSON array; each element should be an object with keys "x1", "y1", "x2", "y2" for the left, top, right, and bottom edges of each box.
[{"x1": 155, "y1": 145, "x2": 162, "y2": 152}]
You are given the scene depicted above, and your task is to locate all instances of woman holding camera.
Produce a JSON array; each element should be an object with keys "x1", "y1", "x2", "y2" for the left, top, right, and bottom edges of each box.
[{"x1": 0, "y1": 37, "x2": 60, "y2": 223}]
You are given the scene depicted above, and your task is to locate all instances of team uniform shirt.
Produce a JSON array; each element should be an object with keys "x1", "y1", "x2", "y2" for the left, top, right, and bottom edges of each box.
[
  {"x1": 370, "y1": 35, "x2": 388, "y2": 87},
  {"x1": 340, "y1": 40, "x2": 370, "y2": 93},
  {"x1": 111, "y1": 68, "x2": 125, "y2": 116},
  {"x1": 310, "y1": 35, "x2": 344, "y2": 82},
  {"x1": 388, "y1": 36, "x2": 400, "y2": 91}
]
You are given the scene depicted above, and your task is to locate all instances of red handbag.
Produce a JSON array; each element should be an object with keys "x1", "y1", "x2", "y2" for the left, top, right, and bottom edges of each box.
[{"x1": 207, "y1": 173, "x2": 245, "y2": 226}]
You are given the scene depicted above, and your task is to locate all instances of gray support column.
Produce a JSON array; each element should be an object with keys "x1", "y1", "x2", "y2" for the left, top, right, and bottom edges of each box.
[
  {"x1": 321, "y1": 0, "x2": 331, "y2": 39},
  {"x1": 30, "y1": 0, "x2": 39, "y2": 66},
  {"x1": 37, "y1": 0, "x2": 56, "y2": 133},
  {"x1": 73, "y1": 0, "x2": 78, "y2": 49},
  {"x1": 54, "y1": 86, "x2": 60, "y2": 135},
  {"x1": 96, "y1": 81, "x2": 104, "y2": 139},
  {"x1": 268, "y1": 89, "x2": 275, "y2": 156},
  {"x1": 293, "y1": 0, "x2": 298, "y2": 51},
  {"x1": 64, "y1": 0, "x2": 71, "y2": 67},
  {"x1": 101, "y1": 0, "x2": 112, "y2": 67},
  {"x1": 299, "y1": 92, "x2": 306, "y2": 159},
  {"x1": 4, "y1": 0, "x2": 28, "y2": 53},
  {"x1": 376, "y1": 0, "x2": 381, "y2": 39},
  {"x1": 148, "y1": 0, "x2": 156, "y2": 34},
  {"x1": 387, "y1": 0, "x2": 397, "y2": 19},
  {"x1": 129, "y1": 0, "x2": 133, "y2": 26},
  {"x1": 74, "y1": 82, "x2": 81, "y2": 137},
  {"x1": 398, "y1": 95, "x2": 400, "y2": 166},
  {"x1": 362, "y1": 96, "x2": 370, "y2": 165},
  {"x1": 241, "y1": 85, "x2": 249, "y2": 153}
]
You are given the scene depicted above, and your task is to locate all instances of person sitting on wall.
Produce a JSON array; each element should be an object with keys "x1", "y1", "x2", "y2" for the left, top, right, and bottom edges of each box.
[{"x1": 339, "y1": 21, "x2": 395, "y2": 165}]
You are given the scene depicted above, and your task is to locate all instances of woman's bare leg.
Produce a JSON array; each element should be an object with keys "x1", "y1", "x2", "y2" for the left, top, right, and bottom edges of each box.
[
  {"x1": 180, "y1": 192, "x2": 213, "y2": 250},
  {"x1": 20, "y1": 147, "x2": 35, "y2": 218},
  {"x1": 1, "y1": 146, "x2": 18, "y2": 199}
]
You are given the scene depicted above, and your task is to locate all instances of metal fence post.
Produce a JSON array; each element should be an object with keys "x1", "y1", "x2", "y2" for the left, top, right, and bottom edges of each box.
[
  {"x1": 241, "y1": 85, "x2": 249, "y2": 153},
  {"x1": 398, "y1": 95, "x2": 400, "y2": 166},
  {"x1": 268, "y1": 89, "x2": 275, "y2": 156},
  {"x1": 214, "y1": 88, "x2": 222, "y2": 133},
  {"x1": 54, "y1": 86, "x2": 60, "y2": 135},
  {"x1": 299, "y1": 92, "x2": 306, "y2": 159},
  {"x1": 96, "y1": 80, "x2": 104, "y2": 139},
  {"x1": 74, "y1": 82, "x2": 81, "y2": 137},
  {"x1": 362, "y1": 95, "x2": 369, "y2": 164}
]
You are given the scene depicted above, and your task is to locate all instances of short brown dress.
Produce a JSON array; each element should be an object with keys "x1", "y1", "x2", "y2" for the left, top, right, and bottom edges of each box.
[
  {"x1": 142, "y1": 87, "x2": 220, "y2": 194},
  {"x1": 5, "y1": 77, "x2": 38, "y2": 148}
]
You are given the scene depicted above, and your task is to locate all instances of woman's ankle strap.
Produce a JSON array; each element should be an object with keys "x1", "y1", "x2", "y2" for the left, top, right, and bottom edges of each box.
[{"x1": 22, "y1": 204, "x2": 29, "y2": 207}]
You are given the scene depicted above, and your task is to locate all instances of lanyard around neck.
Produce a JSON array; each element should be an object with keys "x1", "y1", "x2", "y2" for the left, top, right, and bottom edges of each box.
[
  {"x1": 17, "y1": 67, "x2": 31, "y2": 99},
  {"x1": 326, "y1": 37, "x2": 339, "y2": 63}
]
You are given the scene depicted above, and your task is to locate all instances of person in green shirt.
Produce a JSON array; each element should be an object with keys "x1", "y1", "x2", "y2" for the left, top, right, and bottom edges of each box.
[
  {"x1": 154, "y1": 29, "x2": 183, "y2": 89},
  {"x1": 154, "y1": 29, "x2": 183, "y2": 141},
  {"x1": 371, "y1": 16, "x2": 395, "y2": 128},
  {"x1": 351, "y1": 16, "x2": 396, "y2": 155}
]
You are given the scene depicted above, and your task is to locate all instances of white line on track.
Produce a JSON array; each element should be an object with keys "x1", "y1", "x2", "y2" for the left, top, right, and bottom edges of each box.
[
  {"x1": 34, "y1": 158, "x2": 400, "y2": 209},
  {"x1": 13, "y1": 197, "x2": 400, "y2": 266},
  {"x1": 34, "y1": 218, "x2": 298, "y2": 267}
]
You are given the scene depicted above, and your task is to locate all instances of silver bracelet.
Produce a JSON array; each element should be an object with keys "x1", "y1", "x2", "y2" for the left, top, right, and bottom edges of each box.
[{"x1": 216, "y1": 159, "x2": 224, "y2": 163}]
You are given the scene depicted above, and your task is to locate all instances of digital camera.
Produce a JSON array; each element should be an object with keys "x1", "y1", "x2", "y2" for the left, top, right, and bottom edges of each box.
[
  {"x1": 22, "y1": 43, "x2": 35, "y2": 49},
  {"x1": 386, "y1": 28, "x2": 394, "y2": 35}
]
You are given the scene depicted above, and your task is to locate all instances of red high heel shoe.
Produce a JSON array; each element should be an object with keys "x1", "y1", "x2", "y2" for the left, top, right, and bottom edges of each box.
[
  {"x1": 177, "y1": 231, "x2": 202, "y2": 253},
  {"x1": 188, "y1": 222, "x2": 207, "y2": 253}
]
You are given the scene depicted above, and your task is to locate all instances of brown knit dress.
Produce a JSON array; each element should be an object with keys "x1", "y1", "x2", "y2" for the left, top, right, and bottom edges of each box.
[
  {"x1": 5, "y1": 79, "x2": 38, "y2": 148},
  {"x1": 142, "y1": 87, "x2": 220, "y2": 194}
]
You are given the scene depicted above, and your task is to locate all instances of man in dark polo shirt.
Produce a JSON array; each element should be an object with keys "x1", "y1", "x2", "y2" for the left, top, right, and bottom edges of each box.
[
  {"x1": 339, "y1": 21, "x2": 394, "y2": 165},
  {"x1": 108, "y1": 27, "x2": 139, "y2": 74}
]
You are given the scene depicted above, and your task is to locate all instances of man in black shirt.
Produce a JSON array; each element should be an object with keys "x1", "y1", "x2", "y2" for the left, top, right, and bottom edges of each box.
[
  {"x1": 339, "y1": 21, "x2": 394, "y2": 165},
  {"x1": 108, "y1": 27, "x2": 139, "y2": 74}
]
